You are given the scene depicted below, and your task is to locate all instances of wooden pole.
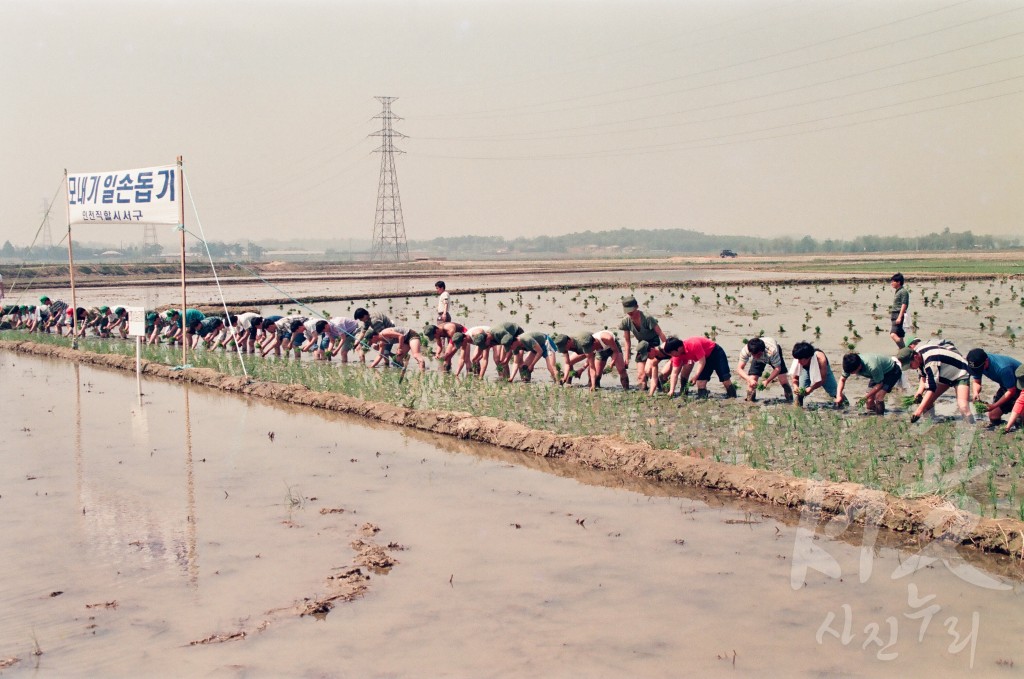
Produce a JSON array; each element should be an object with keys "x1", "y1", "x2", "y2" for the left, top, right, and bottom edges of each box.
[
  {"x1": 64, "y1": 170, "x2": 78, "y2": 348},
  {"x1": 178, "y1": 156, "x2": 187, "y2": 367}
]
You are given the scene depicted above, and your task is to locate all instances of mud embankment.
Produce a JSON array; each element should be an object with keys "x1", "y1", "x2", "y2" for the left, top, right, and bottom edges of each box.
[{"x1": 4, "y1": 338, "x2": 1024, "y2": 560}]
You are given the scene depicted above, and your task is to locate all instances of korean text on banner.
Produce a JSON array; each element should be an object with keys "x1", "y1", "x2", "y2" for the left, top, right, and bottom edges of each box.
[{"x1": 67, "y1": 165, "x2": 179, "y2": 226}]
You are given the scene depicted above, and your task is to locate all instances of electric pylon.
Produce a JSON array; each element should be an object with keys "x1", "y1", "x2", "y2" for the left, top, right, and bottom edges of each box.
[
  {"x1": 142, "y1": 224, "x2": 158, "y2": 254},
  {"x1": 39, "y1": 198, "x2": 54, "y2": 250},
  {"x1": 370, "y1": 96, "x2": 409, "y2": 263}
]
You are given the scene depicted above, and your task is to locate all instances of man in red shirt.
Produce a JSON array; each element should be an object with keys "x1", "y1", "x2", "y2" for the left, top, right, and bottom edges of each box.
[{"x1": 663, "y1": 336, "x2": 738, "y2": 399}]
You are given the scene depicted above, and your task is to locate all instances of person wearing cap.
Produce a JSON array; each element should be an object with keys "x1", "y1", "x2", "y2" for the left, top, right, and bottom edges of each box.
[
  {"x1": 508, "y1": 330, "x2": 559, "y2": 383},
  {"x1": 37, "y1": 296, "x2": 69, "y2": 334},
  {"x1": 964, "y1": 348, "x2": 1021, "y2": 427},
  {"x1": 490, "y1": 322, "x2": 526, "y2": 379},
  {"x1": 1001, "y1": 366, "x2": 1024, "y2": 434},
  {"x1": 144, "y1": 311, "x2": 165, "y2": 345},
  {"x1": 900, "y1": 344, "x2": 974, "y2": 423},
  {"x1": 353, "y1": 308, "x2": 394, "y2": 346},
  {"x1": 788, "y1": 341, "x2": 843, "y2": 407},
  {"x1": 551, "y1": 332, "x2": 602, "y2": 391},
  {"x1": 458, "y1": 326, "x2": 498, "y2": 378},
  {"x1": 618, "y1": 295, "x2": 668, "y2": 391},
  {"x1": 164, "y1": 308, "x2": 205, "y2": 345},
  {"x1": 189, "y1": 316, "x2": 226, "y2": 349},
  {"x1": 365, "y1": 325, "x2": 426, "y2": 370},
  {"x1": 663, "y1": 336, "x2": 737, "y2": 399},
  {"x1": 423, "y1": 321, "x2": 468, "y2": 371},
  {"x1": 889, "y1": 273, "x2": 910, "y2": 349},
  {"x1": 736, "y1": 336, "x2": 794, "y2": 402},
  {"x1": 835, "y1": 352, "x2": 902, "y2": 414}
]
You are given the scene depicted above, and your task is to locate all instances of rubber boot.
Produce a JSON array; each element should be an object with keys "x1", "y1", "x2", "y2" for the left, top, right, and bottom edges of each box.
[
  {"x1": 782, "y1": 384, "x2": 794, "y2": 404},
  {"x1": 620, "y1": 373, "x2": 630, "y2": 390},
  {"x1": 874, "y1": 401, "x2": 886, "y2": 415},
  {"x1": 725, "y1": 384, "x2": 738, "y2": 399},
  {"x1": 594, "y1": 374, "x2": 602, "y2": 388},
  {"x1": 696, "y1": 388, "x2": 711, "y2": 400},
  {"x1": 745, "y1": 388, "x2": 757, "y2": 402}
]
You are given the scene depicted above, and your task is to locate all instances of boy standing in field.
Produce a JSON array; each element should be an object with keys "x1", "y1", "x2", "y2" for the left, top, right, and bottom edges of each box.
[
  {"x1": 435, "y1": 281, "x2": 451, "y2": 323},
  {"x1": 889, "y1": 273, "x2": 909, "y2": 349}
]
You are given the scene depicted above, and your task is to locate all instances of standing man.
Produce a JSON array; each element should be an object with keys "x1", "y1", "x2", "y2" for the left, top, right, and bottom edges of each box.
[
  {"x1": 965, "y1": 348, "x2": 1021, "y2": 428},
  {"x1": 435, "y1": 281, "x2": 451, "y2": 323},
  {"x1": 889, "y1": 273, "x2": 910, "y2": 349},
  {"x1": 619, "y1": 295, "x2": 667, "y2": 391}
]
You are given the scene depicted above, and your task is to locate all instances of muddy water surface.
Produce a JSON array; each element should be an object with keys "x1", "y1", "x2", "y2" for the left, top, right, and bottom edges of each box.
[{"x1": 1, "y1": 353, "x2": 1022, "y2": 678}]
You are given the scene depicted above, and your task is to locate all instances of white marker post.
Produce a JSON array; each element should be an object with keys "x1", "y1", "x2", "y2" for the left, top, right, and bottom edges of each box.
[{"x1": 126, "y1": 306, "x2": 147, "y2": 399}]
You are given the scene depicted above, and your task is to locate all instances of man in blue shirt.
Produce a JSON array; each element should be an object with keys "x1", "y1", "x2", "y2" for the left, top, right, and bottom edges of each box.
[{"x1": 965, "y1": 348, "x2": 1022, "y2": 427}]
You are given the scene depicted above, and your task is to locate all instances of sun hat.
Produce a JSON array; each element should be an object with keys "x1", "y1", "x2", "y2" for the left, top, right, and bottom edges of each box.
[
  {"x1": 905, "y1": 335, "x2": 920, "y2": 347},
  {"x1": 621, "y1": 295, "x2": 638, "y2": 311},
  {"x1": 422, "y1": 323, "x2": 438, "y2": 340},
  {"x1": 551, "y1": 334, "x2": 570, "y2": 352},
  {"x1": 897, "y1": 347, "x2": 917, "y2": 368},
  {"x1": 965, "y1": 348, "x2": 987, "y2": 370}
]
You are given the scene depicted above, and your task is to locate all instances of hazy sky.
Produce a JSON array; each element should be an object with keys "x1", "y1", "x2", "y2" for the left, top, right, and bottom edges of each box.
[{"x1": 2, "y1": 0, "x2": 1022, "y2": 249}]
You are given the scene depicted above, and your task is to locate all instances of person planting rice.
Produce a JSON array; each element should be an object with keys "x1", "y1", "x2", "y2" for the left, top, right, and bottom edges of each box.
[
  {"x1": 365, "y1": 325, "x2": 426, "y2": 370},
  {"x1": 736, "y1": 337, "x2": 793, "y2": 403},
  {"x1": 788, "y1": 341, "x2": 844, "y2": 407},
  {"x1": 590, "y1": 330, "x2": 630, "y2": 389},
  {"x1": 663, "y1": 336, "x2": 737, "y2": 399},
  {"x1": 466, "y1": 327, "x2": 500, "y2": 378},
  {"x1": 619, "y1": 295, "x2": 667, "y2": 391},
  {"x1": 260, "y1": 315, "x2": 301, "y2": 358},
  {"x1": 38, "y1": 296, "x2": 68, "y2": 334},
  {"x1": 899, "y1": 344, "x2": 975, "y2": 423},
  {"x1": 190, "y1": 316, "x2": 226, "y2": 349},
  {"x1": 965, "y1": 348, "x2": 1022, "y2": 428},
  {"x1": 232, "y1": 312, "x2": 263, "y2": 354},
  {"x1": 325, "y1": 316, "x2": 362, "y2": 362},
  {"x1": 354, "y1": 308, "x2": 394, "y2": 344},
  {"x1": 889, "y1": 273, "x2": 910, "y2": 349},
  {"x1": 835, "y1": 352, "x2": 902, "y2": 414},
  {"x1": 506, "y1": 330, "x2": 559, "y2": 383},
  {"x1": 165, "y1": 308, "x2": 204, "y2": 345},
  {"x1": 1000, "y1": 365, "x2": 1024, "y2": 434},
  {"x1": 423, "y1": 321, "x2": 468, "y2": 371},
  {"x1": 551, "y1": 332, "x2": 602, "y2": 392},
  {"x1": 490, "y1": 321, "x2": 526, "y2": 379}
]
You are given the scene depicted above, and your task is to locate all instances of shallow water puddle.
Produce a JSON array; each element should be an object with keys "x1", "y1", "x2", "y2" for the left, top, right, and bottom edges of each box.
[{"x1": 0, "y1": 352, "x2": 1022, "y2": 677}]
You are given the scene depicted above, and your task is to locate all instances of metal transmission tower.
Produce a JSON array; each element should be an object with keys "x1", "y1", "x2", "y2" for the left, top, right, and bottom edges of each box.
[
  {"x1": 39, "y1": 198, "x2": 54, "y2": 250},
  {"x1": 370, "y1": 96, "x2": 409, "y2": 263},
  {"x1": 142, "y1": 224, "x2": 158, "y2": 254}
]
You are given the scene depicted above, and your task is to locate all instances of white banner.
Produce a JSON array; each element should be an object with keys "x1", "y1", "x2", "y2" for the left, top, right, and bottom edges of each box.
[
  {"x1": 126, "y1": 306, "x2": 147, "y2": 337},
  {"x1": 67, "y1": 164, "x2": 179, "y2": 226}
]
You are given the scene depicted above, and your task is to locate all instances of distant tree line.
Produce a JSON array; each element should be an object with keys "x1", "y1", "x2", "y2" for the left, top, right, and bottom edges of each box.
[{"x1": 409, "y1": 227, "x2": 1019, "y2": 256}]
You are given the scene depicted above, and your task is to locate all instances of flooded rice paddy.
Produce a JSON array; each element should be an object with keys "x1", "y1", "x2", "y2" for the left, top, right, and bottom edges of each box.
[{"x1": 2, "y1": 352, "x2": 1024, "y2": 677}]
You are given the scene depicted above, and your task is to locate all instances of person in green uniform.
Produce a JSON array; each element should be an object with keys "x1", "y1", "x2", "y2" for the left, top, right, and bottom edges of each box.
[
  {"x1": 835, "y1": 352, "x2": 903, "y2": 414},
  {"x1": 551, "y1": 332, "x2": 601, "y2": 392},
  {"x1": 618, "y1": 295, "x2": 668, "y2": 391},
  {"x1": 889, "y1": 273, "x2": 909, "y2": 349}
]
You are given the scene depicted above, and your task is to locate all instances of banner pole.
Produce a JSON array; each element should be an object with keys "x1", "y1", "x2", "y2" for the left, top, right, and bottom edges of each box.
[
  {"x1": 64, "y1": 170, "x2": 78, "y2": 349},
  {"x1": 178, "y1": 156, "x2": 187, "y2": 367},
  {"x1": 136, "y1": 335, "x2": 143, "y2": 400}
]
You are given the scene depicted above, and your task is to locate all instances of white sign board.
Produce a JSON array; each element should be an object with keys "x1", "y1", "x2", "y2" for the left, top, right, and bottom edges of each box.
[
  {"x1": 67, "y1": 165, "x2": 179, "y2": 226},
  {"x1": 126, "y1": 306, "x2": 147, "y2": 337}
]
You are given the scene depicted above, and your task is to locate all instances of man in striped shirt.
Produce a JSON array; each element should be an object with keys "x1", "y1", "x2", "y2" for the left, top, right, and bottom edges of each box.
[
  {"x1": 39, "y1": 296, "x2": 68, "y2": 334},
  {"x1": 899, "y1": 344, "x2": 974, "y2": 423}
]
